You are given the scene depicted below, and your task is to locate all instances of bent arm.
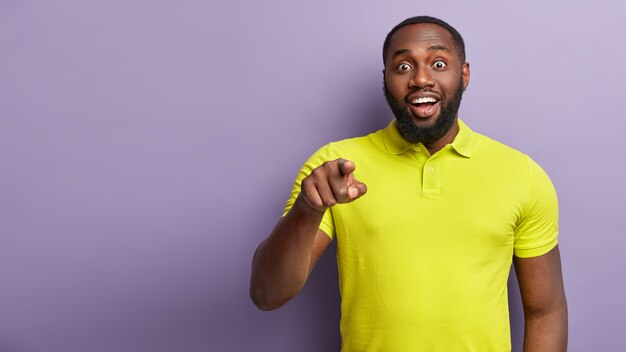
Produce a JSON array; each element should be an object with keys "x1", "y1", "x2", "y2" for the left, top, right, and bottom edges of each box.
[
  {"x1": 249, "y1": 159, "x2": 366, "y2": 311},
  {"x1": 249, "y1": 196, "x2": 331, "y2": 311},
  {"x1": 514, "y1": 245, "x2": 568, "y2": 352}
]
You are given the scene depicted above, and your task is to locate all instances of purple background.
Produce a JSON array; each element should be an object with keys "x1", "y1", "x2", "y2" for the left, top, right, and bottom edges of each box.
[{"x1": 1, "y1": 0, "x2": 624, "y2": 351}]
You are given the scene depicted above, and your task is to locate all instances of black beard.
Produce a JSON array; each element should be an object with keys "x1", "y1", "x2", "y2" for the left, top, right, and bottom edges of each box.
[{"x1": 383, "y1": 79, "x2": 464, "y2": 145}]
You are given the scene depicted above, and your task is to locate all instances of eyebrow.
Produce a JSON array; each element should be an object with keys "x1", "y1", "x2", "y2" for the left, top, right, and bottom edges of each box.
[
  {"x1": 391, "y1": 49, "x2": 410, "y2": 59},
  {"x1": 427, "y1": 44, "x2": 450, "y2": 52},
  {"x1": 391, "y1": 45, "x2": 451, "y2": 59}
]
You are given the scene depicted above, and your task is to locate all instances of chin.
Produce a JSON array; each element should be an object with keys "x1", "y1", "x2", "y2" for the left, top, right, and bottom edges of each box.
[{"x1": 410, "y1": 114, "x2": 439, "y2": 126}]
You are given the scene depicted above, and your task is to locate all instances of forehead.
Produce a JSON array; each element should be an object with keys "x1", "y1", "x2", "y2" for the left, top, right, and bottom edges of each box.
[{"x1": 386, "y1": 23, "x2": 458, "y2": 58}]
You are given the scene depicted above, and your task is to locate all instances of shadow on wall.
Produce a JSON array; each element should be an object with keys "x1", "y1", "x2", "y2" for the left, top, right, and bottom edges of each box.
[{"x1": 509, "y1": 268, "x2": 525, "y2": 351}]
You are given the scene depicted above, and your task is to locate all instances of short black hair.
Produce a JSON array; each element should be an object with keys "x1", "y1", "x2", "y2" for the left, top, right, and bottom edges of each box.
[{"x1": 382, "y1": 16, "x2": 466, "y2": 65}]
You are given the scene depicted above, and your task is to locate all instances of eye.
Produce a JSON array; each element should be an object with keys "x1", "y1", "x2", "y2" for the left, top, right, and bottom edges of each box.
[
  {"x1": 397, "y1": 63, "x2": 412, "y2": 72},
  {"x1": 433, "y1": 61, "x2": 447, "y2": 69}
]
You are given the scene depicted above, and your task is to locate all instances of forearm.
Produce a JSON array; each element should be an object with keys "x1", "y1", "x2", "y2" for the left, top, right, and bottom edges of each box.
[
  {"x1": 523, "y1": 303, "x2": 568, "y2": 352},
  {"x1": 250, "y1": 195, "x2": 326, "y2": 310}
]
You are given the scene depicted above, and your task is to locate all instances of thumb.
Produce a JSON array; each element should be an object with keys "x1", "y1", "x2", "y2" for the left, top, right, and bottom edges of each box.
[{"x1": 348, "y1": 181, "x2": 367, "y2": 199}]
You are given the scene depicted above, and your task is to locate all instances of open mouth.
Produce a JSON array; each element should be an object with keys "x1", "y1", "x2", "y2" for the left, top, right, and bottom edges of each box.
[{"x1": 409, "y1": 96, "x2": 440, "y2": 119}]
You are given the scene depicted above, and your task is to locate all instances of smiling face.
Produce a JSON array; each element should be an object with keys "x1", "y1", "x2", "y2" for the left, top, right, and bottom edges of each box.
[{"x1": 383, "y1": 23, "x2": 470, "y2": 148}]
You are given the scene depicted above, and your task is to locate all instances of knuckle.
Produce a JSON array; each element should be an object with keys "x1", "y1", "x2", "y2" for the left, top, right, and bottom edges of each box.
[
  {"x1": 303, "y1": 193, "x2": 321, "y2": 209},
  {"x1": 313, "y1": 200, "x2": 324, "y2": 209},
  {"x1": 311, "y1": 165, "x2": 327, "y2": 177}
]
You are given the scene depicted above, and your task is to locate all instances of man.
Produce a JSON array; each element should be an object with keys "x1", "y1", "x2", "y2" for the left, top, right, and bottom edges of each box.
[{"x1": 250, "y1": 16, "x2": 567, "y2": 351}]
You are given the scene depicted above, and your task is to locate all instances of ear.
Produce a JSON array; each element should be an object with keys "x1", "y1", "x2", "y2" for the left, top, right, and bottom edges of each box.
[
  {"x1": 382, "y1": 67, "x2": 389, "y2": 86},
  {"x1": 462, "y1": 62, "x2": 470, "y2": 91}
]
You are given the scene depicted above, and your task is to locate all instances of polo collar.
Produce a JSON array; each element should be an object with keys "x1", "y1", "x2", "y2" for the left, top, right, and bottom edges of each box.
[
  {"x1": 450, "y1": 119, "x2": 473, "y2": 158},
  {"x1": 382, "y1": 118, "x2": 474, "y2": 158}
]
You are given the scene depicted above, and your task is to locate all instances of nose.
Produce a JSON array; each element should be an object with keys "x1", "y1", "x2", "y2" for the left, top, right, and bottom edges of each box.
[{"x1": 409, "y1": 65, "x2": 434, "y2": 89}]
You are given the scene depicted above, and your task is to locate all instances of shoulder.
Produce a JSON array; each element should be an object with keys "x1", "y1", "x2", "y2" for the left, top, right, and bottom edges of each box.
[
  {"x1": 472, "y1": 131, "x2": 527, "y2": 161},
  {"x1": 470, "y1": 130, "x2": 538, "y2": 175},
  {"x1": 309, "y1": 127, "x2": 388, "y2": 160},
  {"x1": 468, "y1": 128, "x2": 556, "y2": 199},
  {"x1": 472, "y1": 129, "x2": 557, "y2": 207}
]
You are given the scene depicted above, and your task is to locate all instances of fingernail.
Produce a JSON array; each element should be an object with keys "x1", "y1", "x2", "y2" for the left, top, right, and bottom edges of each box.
[{"x1": 348, "y1": 187, "x2": 358, "y2": 198}]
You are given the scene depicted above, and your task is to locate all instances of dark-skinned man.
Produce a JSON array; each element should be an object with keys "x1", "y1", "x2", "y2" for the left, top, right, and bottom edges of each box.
[{"x1": 250, "y1": 16, "x2": 567, "y2": 351}]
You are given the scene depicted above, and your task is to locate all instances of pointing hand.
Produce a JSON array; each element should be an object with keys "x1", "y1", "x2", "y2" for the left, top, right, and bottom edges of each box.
[{"x1": 299, "y1": 158, "x2": 368, "y2": 212}]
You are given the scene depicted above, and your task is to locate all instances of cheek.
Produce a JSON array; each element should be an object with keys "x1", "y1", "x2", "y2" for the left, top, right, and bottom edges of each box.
[
  {"x1": 385, "y1": 77, "x2": 408, "y2": 100},
  {"x1": 439, "y1": 74, "x2": 462, "y2": 94}
]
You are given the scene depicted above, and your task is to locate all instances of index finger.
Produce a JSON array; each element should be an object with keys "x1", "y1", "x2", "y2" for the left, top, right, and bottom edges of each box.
[{"x1": 337, "y1": 158, "x2": 356, "y2": 176}]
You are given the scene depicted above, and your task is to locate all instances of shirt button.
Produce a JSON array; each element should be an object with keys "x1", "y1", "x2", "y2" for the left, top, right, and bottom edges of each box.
[
  {"x1": 414, "y1": 147, "x2": 420, "y2": 152},
  {"x1": 427, "y1": 166, "x2": 434, "y2": 172}
]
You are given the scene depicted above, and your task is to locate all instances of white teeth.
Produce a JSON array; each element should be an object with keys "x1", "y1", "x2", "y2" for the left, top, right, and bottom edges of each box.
[{"x1": 412, "y1": 97, "x2": 437, "y2": 104}]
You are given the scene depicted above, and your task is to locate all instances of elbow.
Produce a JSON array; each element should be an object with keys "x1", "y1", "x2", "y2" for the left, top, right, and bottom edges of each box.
[
  {"x1": 248, "y1": 247, "x2": 308, "y2": 311},
  {"x1": 249, "y1": 284, "x2": 291, "y2": 311},
  {"x1": 251, "y1": 297, "x2": 281, "y2": 312},
  {"x1": 249, "y1": 271, "x2": 303, "y2": 311},
  {"x1": 523, "y1": 296, "x2": 568, "y2": 324}
]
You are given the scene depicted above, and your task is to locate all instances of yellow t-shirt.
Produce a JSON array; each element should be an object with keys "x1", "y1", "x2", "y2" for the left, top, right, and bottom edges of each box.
[{"x1": 283, "y1": 119, "x2": 558, "y2": 351}]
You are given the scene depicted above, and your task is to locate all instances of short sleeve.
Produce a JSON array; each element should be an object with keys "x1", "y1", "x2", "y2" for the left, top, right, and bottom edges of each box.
[
  {"x1": 513, "y1": 155, "x2": 559, "y2": 258},
  {"x1": 282, "y1": 144, "x2": 336, "y2": 240}
]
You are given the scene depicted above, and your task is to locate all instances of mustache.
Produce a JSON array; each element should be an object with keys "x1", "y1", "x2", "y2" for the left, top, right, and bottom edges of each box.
[{"x1": 382, "y1": 83, "x2": 444, "y2": 104}]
